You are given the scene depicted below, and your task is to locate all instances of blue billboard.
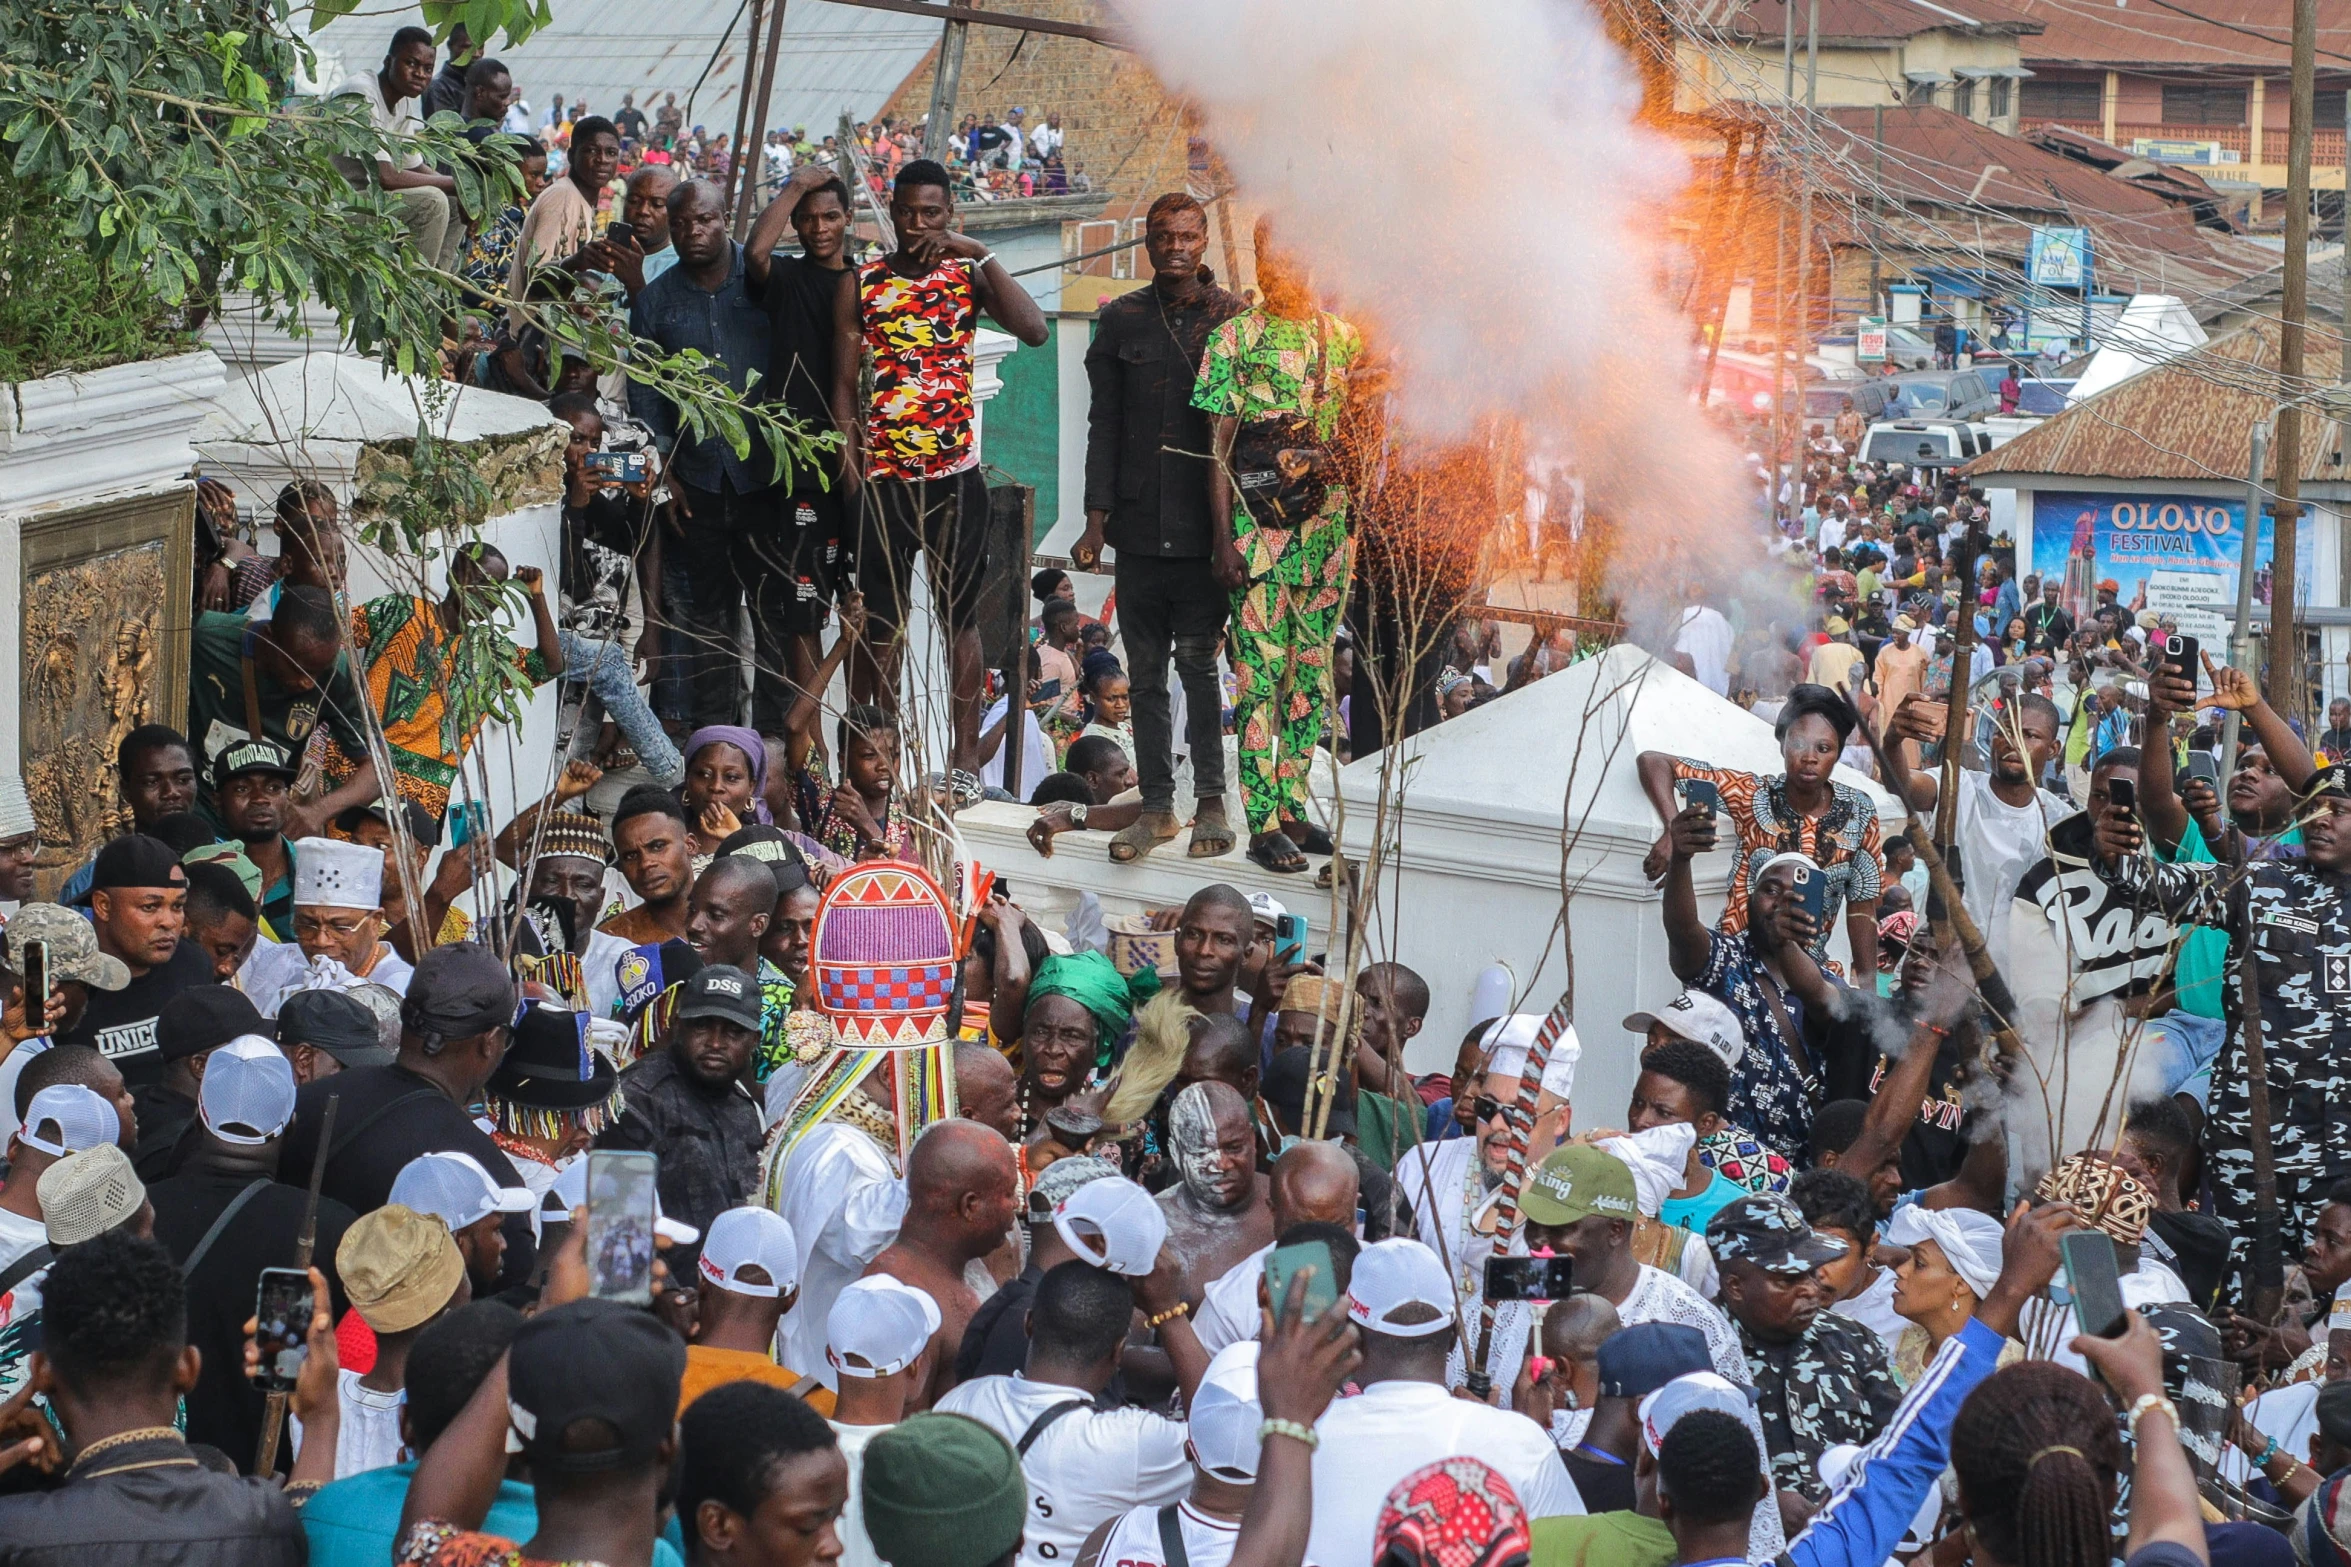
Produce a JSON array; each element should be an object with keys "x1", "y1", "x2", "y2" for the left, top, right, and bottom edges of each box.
[{"x1": 2028, "y1": 489, "x2": 2311, "y2": 628}]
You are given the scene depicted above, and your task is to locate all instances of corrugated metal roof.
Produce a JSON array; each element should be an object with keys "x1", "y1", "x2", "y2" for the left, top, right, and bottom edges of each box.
[
  {"x1": 308, "y1": 0, "x2": 937, "y2": 142},
  {"x1": 2005, "y1": 0, "x2": 2351, "y2": 71},
  {"x1": 1720, "y1": 0, "x2": 2043, "y2": 44},
  {"x1": 1965, "y1": 317, "x2": 2351, "y2": 483}
]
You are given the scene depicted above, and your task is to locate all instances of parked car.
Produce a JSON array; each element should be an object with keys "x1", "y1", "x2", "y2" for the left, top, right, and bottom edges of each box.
[
  {"x1": 2014, "y1": 377, "x2": 2076, "y2": 416},
  {"x1": 1862, "y1": 419, "x2": 1990, "y2": 470},
  {"x1": 1802, "y1": 378, "x2": 1896, "y2": 422},
  {"x1": 1885, "y1": 369, "x2": 2001, "y2": 421}
]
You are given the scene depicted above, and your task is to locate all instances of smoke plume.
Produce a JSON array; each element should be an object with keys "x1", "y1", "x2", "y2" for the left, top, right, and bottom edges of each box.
[{"x1": 1113, "y1": 0, "x2": 1758, "y2": 622}]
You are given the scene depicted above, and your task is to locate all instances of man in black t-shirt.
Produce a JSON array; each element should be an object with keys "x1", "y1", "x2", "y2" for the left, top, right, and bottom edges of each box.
[
  {"x1": 58, "y1": 836, "x2": 216, "y2": 1090},
  {"x1": 276, "y1": 941, "x2": 537, "y2": 1290},
  {"x1": 613, "y1": 92, "x2": 647, "y2": 146},
  {"x1": 745, "y1": 164, "x2": 857, "y2": 695}
]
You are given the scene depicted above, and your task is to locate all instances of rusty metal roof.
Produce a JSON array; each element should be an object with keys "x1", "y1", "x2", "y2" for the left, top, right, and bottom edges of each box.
[
  {"x1": 1964, "y1": 317, "x2": 2351, "y2": 483},
  {"x1": 2006, "y1": 0, "x2": 2351, "y2": 71},
  {"x1": 1710, "y1": 0, "x2": 2043, "y2": 46}
]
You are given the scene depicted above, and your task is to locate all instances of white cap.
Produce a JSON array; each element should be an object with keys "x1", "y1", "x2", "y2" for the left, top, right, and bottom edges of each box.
[
  {"x1": 1479, "y1": 1014, "x2": 1581, "y2": 1100},
  {"x1": 1639, "y1": 1371, "x2": 1755, "y2": 1456},
  {"x1": 39, "y1": 1142, "x2": 145, "y2": 1246},
  {"x1": 198, "y1": 1036, "x2": 297, "y2": 1145},
  {"x1": 697, "y1": 1207, "x2": 800, "y2": 1297},
  {"x1": 291, "y1": 836, "x2": 384, "y2": 910},
  {"x1": 1345, "y1": 1238, "x2": 1455, "y2": 1338},
  {"x1": 1053, "y1": 1176, "x2": 1167, "y2": 1276},
  {"x1": 394, "y1": 1150, "x2": 535, "y2": 1233},
  {"x1": 17, "y1": 1083, "x2": 119, "y2": 1158},
  {"x1": 0, "y1": 776, "x2": 34, "y2": 840},
  {"x1": 1188, "y1": 1341, "x2": 1264, "y2": 1479},
  {"x1": 1247, "y1": 892, "x2": 1286, "y2": 929},
  {"x1": 1594, "y1": 1123, "x2": 1697, "y2": 1218},
  {"x1": 827, "y1": 1275, "x2": 942, "y2": 1378},
  {"x1": 1623, "y1": 989, "x2": 1746, "y2": 1070},
  {"x1": 550, "y1": 1158, "x2": 701, "y2": 1244}
]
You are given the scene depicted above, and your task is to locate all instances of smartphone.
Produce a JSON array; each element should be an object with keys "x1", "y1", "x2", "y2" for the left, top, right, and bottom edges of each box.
[
  {"x1": 1030, "y1": 677, "x2": 1064, "y2": 705},
  {"x1": 447, "y1": 799, "x2": 490, "y2": 848},
  {"x1": 1485, "y1": 1254, "x2": 1576, "y2": 1302},
  {"x1": 2162, "y1": 632, "x2": 2199, "y2": 679},
  {"x1": 2061, "y1": 1230, "x2": 2129, "y2": 1341},
  {"x1": 2184, "y1": 752, "x2": 2220, "y2": 784},
  {"x1": 584, "y1": 1148, "x2": 659, "y2": 1305},
  {"x1": 21, "y1": 939, "x2": 48, "y2": 1033},
  {"x1": 253, "y1": 1267, "x2": 315, "y2": 1393},
  {"x1": 1677, "y1": 777, "x2": 1722, "y2": 821},
  {"x1": 1265, "y1": 1238, "x2": 1339, "y2": 1320},
  {"x1": 603, "y1": 220, "x2": 637, "y2": 250},
  {"x1": 1789, "y1": 862, "x2": 1829, "y2": 925},
  {"x1": 1273, "y1": 912, "x2": 1308, "y2": 968},
  {"x1": 2107, "y1": 777, "x2": 2136, "y2": 815},
  {"x1": 586, "y1": 450, "x2": 650, "y2": 484}
]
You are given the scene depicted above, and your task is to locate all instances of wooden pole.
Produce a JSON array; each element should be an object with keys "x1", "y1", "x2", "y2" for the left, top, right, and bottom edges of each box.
[
  {"x1": 924, "y1": 2, "x2": 973, "y2": 164},
  {"x1": 1933, "y1": 520, "x2": 1986, "y2": 857},
  {"x1": 725, "y1": 0, "x2": 763, "y2": 217},
  {"x1": 732, "y1": 0, "x2": 791, "y2": 236},
  {"x1": 2269, "y1": 0, "x2": 2318, "y2": 718}
]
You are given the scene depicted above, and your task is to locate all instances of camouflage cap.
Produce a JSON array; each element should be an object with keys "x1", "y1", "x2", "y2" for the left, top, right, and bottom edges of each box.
[
  {"x1": 1706, "y1": 1191, "x2": 1849, "y2": 1276},
  {"x1": 6, "y1": 904, "x2": 131, "y2": 992}
]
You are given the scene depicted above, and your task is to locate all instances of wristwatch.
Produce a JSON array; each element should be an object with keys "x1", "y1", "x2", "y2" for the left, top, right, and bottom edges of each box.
[{"x1": 1069, "y1": 803, "x2": 1090, "y2": 829}]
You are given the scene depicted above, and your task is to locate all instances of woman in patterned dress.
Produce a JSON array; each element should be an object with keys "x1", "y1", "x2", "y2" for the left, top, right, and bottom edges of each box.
[{"x1": 1637, "y1": 682, "x2": 1886, "y2": 972}]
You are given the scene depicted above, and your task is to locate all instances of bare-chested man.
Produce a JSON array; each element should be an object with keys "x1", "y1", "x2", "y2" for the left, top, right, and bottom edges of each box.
[
  {"x1": 1192, "y1": 1138, "x2": 1360, "y2": 1354},
  {"x1": 1154, "y1": 1080, "x2": 1275, "y2": 1309},
  {"x1": 864, "y1": 1117, "x2": 1019, "y2": 1411}
]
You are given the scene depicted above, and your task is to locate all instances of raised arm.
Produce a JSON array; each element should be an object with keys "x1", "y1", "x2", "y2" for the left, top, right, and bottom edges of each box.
[
  {"x1": 745, "y1": 164, "x2": 835, "y2": 288},
  {"x1": 494, "y1": 759, "x2": 604, "y2": 870},
  {"x1": 783, "y1": 593, "x2": 868, "y2": 772},
  {"x1": 957, "y1": 239, "x2": 1048, "y2": 346},
  {"x1": 1836, "y1": 971, "x2": 1970, "y2": 1193},
  {"x1": 1661, "y1": 802, "x2": 1719, "y2": 982},
  {"x1": 1879, "y1": 696, "x2": 1941, "y2": 815}
]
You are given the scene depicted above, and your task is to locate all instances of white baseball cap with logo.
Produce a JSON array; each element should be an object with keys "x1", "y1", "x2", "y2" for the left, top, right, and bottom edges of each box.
[
  {"x1": 1345, "y1": 1238, "x2": 1455, "y2": 1337},
  {"x1": 827, "y1": 1275, "x2": 942, "y2": 1378},
  {"x1": 1247, "y1": 892, "x2": 1287, "y2": 931},
  {"x1": 17, "y1": 1083, "x2": 119, "y2": 1158},
  {"x1": 393, "y1": 1150, "x2": 535, "y2": 1233},
  {"x1": 698, "y1": 1207, "x2": 800, "y2": 1297},
  {"x1": 198, "y1": 1036, "x2": 298, "y2": 1146},
  {"x1": 1622, "y1": 989, "x2": 1746, "y2": 1070},
  {"x1": 1187, "y1": 1340, "x2": 1265, "y2": 1478},
  {"x1": 1053, "y1": 1175, "x2": 1168, "y2": 1276}
]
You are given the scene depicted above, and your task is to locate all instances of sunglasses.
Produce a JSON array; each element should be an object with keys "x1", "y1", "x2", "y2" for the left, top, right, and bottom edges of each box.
[{"x1": 1473, "y1": 1097, "x2": 1529, "y2": 1125}]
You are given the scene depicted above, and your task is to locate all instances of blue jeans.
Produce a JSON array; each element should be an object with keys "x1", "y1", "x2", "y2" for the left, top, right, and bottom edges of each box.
[
  {"x1": 654, "y1": 554, "x2": 695, "y2": 723},
  {"x1": 2141, "y1": 1008, "x2": 2226, "y2": 1109},
  {"x1": 558, "y1": 628, "x2": 685, "y2": 786}
]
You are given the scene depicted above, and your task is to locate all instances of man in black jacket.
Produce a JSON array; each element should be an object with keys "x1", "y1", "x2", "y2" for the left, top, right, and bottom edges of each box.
[
  {"x1": 1076, "y1": 192, "x2": 1244, "y2": 862},
  {"x1": 598, "y1": 965, "x2": 764, "y2": 1271},
  {"x1": 0, "y1": 1229, "x2": 321, "y2": 1559},
  {"x1": 276, "y1": 942, "x2": 535, "y2": 1290}
]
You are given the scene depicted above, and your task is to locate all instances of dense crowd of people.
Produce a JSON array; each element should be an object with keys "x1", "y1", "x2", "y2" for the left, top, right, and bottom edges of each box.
[{"x1": 16, "y1": 22, "x2": 2351, "y2": 1567}]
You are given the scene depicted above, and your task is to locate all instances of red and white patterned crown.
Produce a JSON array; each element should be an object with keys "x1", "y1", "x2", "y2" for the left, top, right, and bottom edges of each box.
[{"x1": 811, "y1": 860, "x2": 960, "y2": 1047}]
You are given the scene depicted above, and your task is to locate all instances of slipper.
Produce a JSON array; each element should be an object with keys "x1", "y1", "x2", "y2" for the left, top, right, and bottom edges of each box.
[
  {"x1": 1108, "y1": 815, "x2": 1181, "y2": 864},
  {"x1": 1246, "y1": 831, "x2": 1309, "y2": 875},
  {"x1": 1281, "y1": 820, "x2": 1335, "y2": 856},
  {"x1": 1187, "y1": 813, "x2": 1237, "y2": 859}
]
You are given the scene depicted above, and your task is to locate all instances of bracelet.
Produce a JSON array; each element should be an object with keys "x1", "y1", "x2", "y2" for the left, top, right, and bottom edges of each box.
[
  {"x1": 2127, "y1": 1393, "x2": 2180, "y2": 1445},
  {"x1": 2255, "y1": 1434, "x2": 2283, "y2": 1467},
  {"x1": 1145, "y1": 1301, "x2": 1189, "y2": 1329},
  {"x1": 1259, "y1": 1418, "x2": 1319, "y2": 1450}
]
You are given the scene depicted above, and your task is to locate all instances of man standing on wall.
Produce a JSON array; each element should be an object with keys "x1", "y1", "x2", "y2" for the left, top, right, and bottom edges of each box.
[
  {"x1": 831, "y1": 159, "x2": 1048, "y2": 765},
  {"x1": 1076, "y1": 193, "x2": 1244, "y2": 862}
]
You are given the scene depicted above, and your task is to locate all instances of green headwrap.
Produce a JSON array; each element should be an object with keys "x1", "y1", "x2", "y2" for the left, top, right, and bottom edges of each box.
[{"x1": 1026, "y1": 949, "x2": 1160, "y2": 1068}]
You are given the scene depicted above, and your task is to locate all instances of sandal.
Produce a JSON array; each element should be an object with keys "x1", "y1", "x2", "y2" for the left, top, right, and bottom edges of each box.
[
  {"x1": 1246, "y1": 830, "x2": 1310, "y2": 875},
  {"x1": 1187, "y1": 808, "x2": 1237, "y2": 859},
  {"x1": 1108, "y1": 812, "x2": 1182, "y2": 864},
  {"x1": 1281, "y1": 819, "x2": 1335, "y2": 856}
]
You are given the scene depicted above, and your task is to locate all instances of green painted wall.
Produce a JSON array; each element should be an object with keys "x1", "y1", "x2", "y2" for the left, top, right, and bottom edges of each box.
[{"x1": 989, "y1": 321, "x2": 1062, "y2": 540}]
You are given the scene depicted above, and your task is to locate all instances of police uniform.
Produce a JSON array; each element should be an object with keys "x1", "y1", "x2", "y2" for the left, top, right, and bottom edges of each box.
[{"x1": 2103, "y1": 824, "x2": 2351, "y2": 1251}]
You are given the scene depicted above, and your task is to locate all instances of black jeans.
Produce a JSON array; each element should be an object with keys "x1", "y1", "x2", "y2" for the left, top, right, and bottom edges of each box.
[
  {"x1": 678, "y1": 478, "x2": 792, "y2": 730},
  {"x1": 1114, "y1": 553, "x2": 1229, "y2": 813}
]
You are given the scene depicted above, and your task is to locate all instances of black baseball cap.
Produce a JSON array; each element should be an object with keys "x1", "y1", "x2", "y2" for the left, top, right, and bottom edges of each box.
[
  {"x1": 156, "y1": 985, "x2": 266, "y2": 1064},
  {"x1": 717, "y1": 825, "x2": 810, "y2": 899},
  {"x1": 400, "y1": 942, "x2": 518, "y2": 1041},
  {"x1": 508, "y1": 1299, "x2": 685, "y2": 1473},
  {"x1": 91, "y1": 834, "x2": 189, "y2": 892},
  {"x1": 337, "y1": 798, "x2": 443, "y2": 849},
  {"x1": 674, "y1": 965, "x2": 762, "y2": 1032},
  {"x1": 211, "y1": 737, "x2": 297, "y2": 793},
  {"x1": 276, "y1": 987, "x2": 396, "y2": 1067}
]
